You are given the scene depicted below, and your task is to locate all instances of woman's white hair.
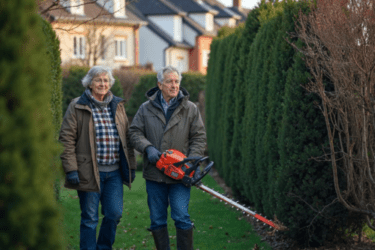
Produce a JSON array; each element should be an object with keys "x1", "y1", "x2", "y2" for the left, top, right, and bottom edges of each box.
[
  {"x1": 81, "y1": 66, "x2": 115, "y2": 88},
  {"x1": 157, "y1": 66, "x2": 182, "y2": 83}
]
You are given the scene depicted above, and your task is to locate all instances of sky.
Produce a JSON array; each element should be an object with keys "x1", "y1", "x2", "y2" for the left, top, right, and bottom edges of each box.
[{"x1": 217, "y1": 0, "x2": 261, "y2": 9}]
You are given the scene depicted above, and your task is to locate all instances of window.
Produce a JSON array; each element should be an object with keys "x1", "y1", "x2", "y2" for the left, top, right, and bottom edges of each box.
[
  {"x1": 202, "y1": 50, "x2": 210, "y2": 68},
  {"x1": 73, "y1": 36, "x2": 85, "y2": 59},
  {"x1": 115, "y1": 38, "x2": 127, "y2": 59}
]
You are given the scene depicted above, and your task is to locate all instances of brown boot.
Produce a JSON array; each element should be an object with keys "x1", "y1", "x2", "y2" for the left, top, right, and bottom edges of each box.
[
  {"x1": 176, "y1": 226, "x2": 193, "y2": 250},
  {"x1": 149, "y1": 227, "x2": 171, "y2": 250}
]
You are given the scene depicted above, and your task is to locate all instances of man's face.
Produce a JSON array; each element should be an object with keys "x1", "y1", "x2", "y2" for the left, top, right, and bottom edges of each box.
[{"x1": 158, "y1": 71, "x2": 180, "y2": 102}]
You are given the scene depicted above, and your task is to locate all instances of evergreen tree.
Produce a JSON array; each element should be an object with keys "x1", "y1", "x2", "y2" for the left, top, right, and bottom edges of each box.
[
  {"x1": 229, "y1": 8, "x2": 261, "y2": 198},
  {"x1": 261, "y1": 1, "x2": 301, "y2": 217},
  {"x1": 205, "y1": 39, "x2": 219, "y2": 162},
  {"x1": 0, "y1": 0, "x2": 64, "y2": 248},
  {"x1": 220, "y1": 33, "x2": 239, "y2": 186}
]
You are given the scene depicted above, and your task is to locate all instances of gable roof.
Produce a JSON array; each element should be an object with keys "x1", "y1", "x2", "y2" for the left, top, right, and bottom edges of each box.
[
  {"x1": 131, "y1": 0, "x2": 217, "y2": 37},
  {"x1": 127, "y1": 3, "x2": 192, "y2": 49},
  {"x1": 167, "y1": 0, "x2": 212, "y2": 14},
  {"x1": 132, "y1": 0, "x2": 183, "y2": 16},
  {"x1": 202, "y1": 0, "x2": 241, "y2": 19},
  {"x1": 39, "y1": 0, "x2": 146, "y2": 25}
]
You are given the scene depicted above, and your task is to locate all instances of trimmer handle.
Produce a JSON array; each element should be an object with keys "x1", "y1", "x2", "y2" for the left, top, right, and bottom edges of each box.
[{"x1": 191, "y1": 161, "x2": 214, "y2": 186}]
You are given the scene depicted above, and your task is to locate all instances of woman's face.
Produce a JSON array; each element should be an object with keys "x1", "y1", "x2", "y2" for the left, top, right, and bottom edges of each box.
[{"x1": 90, "y1": 73, "x2": 110, "y2": 101}]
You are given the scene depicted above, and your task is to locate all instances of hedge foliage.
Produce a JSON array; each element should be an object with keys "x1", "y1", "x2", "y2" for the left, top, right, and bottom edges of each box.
[
  {"x1": 0, "y1": 0, "x2": 64, "y2": 248},
  {"x1": 126, "y1": 72, "x2": 206, "y2": 118},
  {"x1": 41, "y1": 18, "x2": 63, "y2": 200},
  {"x1": 206, "y1": 0, "x2": 349, "y2": 246}
]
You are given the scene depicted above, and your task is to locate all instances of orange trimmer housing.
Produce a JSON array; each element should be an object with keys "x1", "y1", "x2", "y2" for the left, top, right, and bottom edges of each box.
[{"x1": 156, "y1": 150, "x2": 195, "y2": 180}]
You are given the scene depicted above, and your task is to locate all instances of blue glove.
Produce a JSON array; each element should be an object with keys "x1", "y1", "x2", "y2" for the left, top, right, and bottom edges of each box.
[
  {"x1": 145, "y1": 146, "x2": 162, "y2": 164},
  {"x1": 66, "y1": 171, "x2": 80, "y2": 185},
  {"x1": 131, "y1": 169, "x2": 136, "y2": 183}
]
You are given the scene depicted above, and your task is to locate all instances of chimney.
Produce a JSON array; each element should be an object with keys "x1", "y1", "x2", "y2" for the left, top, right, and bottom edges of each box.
[{"x1": 233, "y1": 0, "x2": 241, "y2": 9}]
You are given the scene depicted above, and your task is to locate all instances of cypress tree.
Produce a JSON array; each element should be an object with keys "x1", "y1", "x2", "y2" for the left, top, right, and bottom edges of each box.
[
  {"x1": 229, "y1": 8, "x2": 261, "y2": 199},
  {"x1": 220, "y1": 33, "x2": 240, "y2": 186},
  {"x1": 205, "y1": 39, "x2": 219, "y2": 162},
  {"x1": 207, "y1": 39, "x2": 228, "y2": 174},
  {"x1": 0, "y1": 0, "x2": 64, "y2": 248},
  {"x1": 253, "y1": 16, "x2": 282, "y2": 215},
  {"x1": 241, "y1": 35, "x2": 263, "y2": 207},
  {"x1": 261, "y1": 1, "x2": 302, "y2": 217},
  {"x1": 241, "y1": 1, "x2": 276, "y2": 209}
]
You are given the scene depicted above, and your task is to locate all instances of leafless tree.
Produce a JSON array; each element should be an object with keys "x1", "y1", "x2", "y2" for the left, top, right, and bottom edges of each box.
[
  {"x1": 294, "y1": 0, "x2": 375, "y2": 229},
  {"x1": 78, "y1": 24, "x2": 113, "y2": 66}
]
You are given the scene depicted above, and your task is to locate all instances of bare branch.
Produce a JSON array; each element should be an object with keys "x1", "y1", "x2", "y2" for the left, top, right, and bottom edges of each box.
[{"x1": 294, "y1": 0, "x2": 375, "y2": 228}]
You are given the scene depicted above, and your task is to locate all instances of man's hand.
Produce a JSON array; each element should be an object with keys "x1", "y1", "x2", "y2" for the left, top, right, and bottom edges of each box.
[
  {"x1": 145, "y1": 146, "x2": 162, "y2": 164},
  {"x1": 66, "y1": 171, "x2": 80, "y2": 185}
]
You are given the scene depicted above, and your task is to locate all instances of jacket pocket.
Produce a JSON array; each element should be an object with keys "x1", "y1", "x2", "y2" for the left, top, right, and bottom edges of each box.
[{"x1": 76, "y1": 154, "x2": 93, "y2": 184}]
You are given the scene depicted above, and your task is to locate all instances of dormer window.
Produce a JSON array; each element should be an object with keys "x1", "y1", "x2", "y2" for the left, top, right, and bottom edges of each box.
[
  {"x1": 60, "y1": 0, "x2": 85, "y2": 16},
  {"x1": 113, "y1": 0, "x2": 126, "y2": 18},
  {"x1": 189, "y1": 13, "x2": 214, "y2": 31},
  {"x1": 96, "y1": 0, "x2": 126, "y2": 18}
]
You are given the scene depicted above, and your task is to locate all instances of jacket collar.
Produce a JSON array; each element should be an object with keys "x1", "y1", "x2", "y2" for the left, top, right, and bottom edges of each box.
[
  {"x1": 76, "y1": 91, "x2": 124, "y2": 116},
  {"x1": 146, "y1": 86, "x2": 190, "y2": 103}
]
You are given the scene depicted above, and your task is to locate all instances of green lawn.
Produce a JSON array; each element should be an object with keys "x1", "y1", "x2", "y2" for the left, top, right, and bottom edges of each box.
[{"x1": 60, "y1": 172, "x2": 271, "y2": 250}]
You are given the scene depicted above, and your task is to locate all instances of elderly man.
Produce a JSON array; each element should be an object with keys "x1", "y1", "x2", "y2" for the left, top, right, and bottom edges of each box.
[{"x1": 129, "y1": 66, "x2": 206, "y2": 249}]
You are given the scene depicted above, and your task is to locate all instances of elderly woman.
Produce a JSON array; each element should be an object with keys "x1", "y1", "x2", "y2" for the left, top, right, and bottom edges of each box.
[{"x1": 59, "y1": 66, "x2": 136, "y2": 250}]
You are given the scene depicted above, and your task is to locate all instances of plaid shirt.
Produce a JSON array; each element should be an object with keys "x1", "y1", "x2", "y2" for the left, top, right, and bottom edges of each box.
[{"x1": 90, "y1": 103, "x2": 120, "y2": 165}]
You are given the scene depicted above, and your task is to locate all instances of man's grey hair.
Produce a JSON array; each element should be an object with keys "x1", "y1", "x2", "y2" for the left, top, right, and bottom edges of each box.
[
  {"x1": 157, "y1": 66, "x2": 182, "y2": 83},
  {"x1": 81, "y1": 65, "x2": 115, "y2": 88}
]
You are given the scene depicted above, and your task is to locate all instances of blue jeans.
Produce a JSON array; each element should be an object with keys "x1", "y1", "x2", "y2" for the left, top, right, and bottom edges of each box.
[
  {"x1": 146, "y1": 180, "x2": 192, "y2": 230},
  {"x1": 77, "y1": 169, "x2": 123, "y2": 250}
]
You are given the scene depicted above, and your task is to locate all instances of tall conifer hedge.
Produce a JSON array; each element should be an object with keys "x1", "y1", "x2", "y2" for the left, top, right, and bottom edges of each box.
[
  {"x1": 0, "y1": 0, "x2": 64, "y2": 249},
  {"x1": 42, "y1": 18, "x2": 63, "y2": 200},
  {"x1": 205, "y1": 0, "x2": 350, "y2": 246}
]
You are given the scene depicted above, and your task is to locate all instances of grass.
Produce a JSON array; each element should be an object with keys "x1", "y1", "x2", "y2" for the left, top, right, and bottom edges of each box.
[
  {"x1": 60, "y1": 172, "x2": 271, "y2": 250},
  {"x1": 363, "y1": 224, "x2": 375, "y2": 241}
]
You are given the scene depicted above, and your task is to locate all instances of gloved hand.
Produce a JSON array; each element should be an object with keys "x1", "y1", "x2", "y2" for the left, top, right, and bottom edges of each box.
[
  {"x1": 66, "y1": 171, "x2": 80, "y2": 185},
  {"x1": 131, "y1": 169, "x2": 136, "y2": 183},
  {"x1": 145, "y1": 146, "x2": 162, "y2": 164}
]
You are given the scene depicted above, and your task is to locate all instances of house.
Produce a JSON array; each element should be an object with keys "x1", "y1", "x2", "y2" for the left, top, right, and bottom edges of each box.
[
  {"x1": 228, "y1": 0, "x2": 250, "y2": 24},
  {"x1": 130, "y1": 0, "x2": 249, "y2": 74},
  {"x1": 40, "y1": 0, "x2": 147, "y2": 69}
]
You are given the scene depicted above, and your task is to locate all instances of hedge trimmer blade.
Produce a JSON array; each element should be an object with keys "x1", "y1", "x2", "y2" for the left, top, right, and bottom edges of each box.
[{"x1": 196, "y1": 184, "x2": 280, "y2": 230}]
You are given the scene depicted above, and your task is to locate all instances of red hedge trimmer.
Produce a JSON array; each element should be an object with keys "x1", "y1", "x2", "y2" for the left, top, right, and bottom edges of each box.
[{"x1": 156, "y1": 149, "x2": 281, "y2": 230}]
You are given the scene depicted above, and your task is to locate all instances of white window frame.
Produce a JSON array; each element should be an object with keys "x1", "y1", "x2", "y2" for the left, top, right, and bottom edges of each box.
[
  {"x1": 114, "y1": 38, "x2": 127, "y2": 60},
  {"x1": 73, "y1": 36, "x2": 85, "y2": 59},
  {"x1": 202, "y1": 50, "x2": 210, "y2": 68}
]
